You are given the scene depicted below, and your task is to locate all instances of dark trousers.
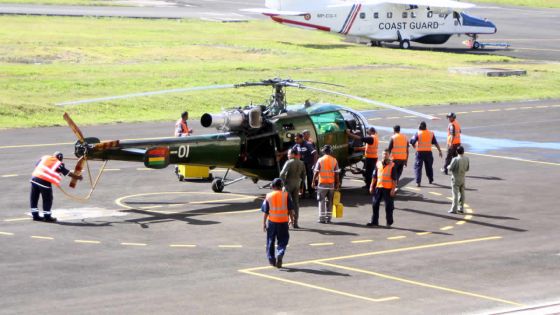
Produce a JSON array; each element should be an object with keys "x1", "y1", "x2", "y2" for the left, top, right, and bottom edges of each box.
[
  {"x1": 414, "y1": 151, "x2": 434, "y2": 184},
  {"x1": 364, "y1": 157, "x2": 378, "y2": 187},
  {"x1": 304, "y1": 163, "x2": 314, "y2": 196},
  {"x1": 392, "y1": 159, "x2": 406, "y2": 184},
  {"x1": 371, "y1": 188, "x2": 394, "y2": 226},
  {"x1": 266, "y1": 221, "x2": 290, "y2": 262},
  {"x1": 444, "y1": 144, "x2": 460, "y2": 172},
  {"x1": 30, "y1": 182, "x2": 53, "y2": 215}
]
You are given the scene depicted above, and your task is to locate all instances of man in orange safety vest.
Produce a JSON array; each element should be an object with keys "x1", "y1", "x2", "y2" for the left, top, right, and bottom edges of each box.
[
  {"x1": 262, "y1": 178, "x2": 294, "y2": 268},
  {"x1": 367, "y1": 149, "x2": 397, "y2": 228}
]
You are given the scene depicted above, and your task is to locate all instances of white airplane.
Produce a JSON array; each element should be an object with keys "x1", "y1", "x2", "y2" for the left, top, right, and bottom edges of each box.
[{"x1": 243, "y1": 0, "x2": 497, "y2": 49}]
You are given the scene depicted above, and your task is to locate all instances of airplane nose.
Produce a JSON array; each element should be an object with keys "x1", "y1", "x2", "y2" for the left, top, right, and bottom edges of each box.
[{"x1": 460, "y1": 12, "x2": 497, "y2": 32}]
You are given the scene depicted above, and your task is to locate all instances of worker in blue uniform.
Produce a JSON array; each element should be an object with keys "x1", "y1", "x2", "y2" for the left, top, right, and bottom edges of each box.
[{"x1": 262, "y1": 178, "x2": 294, "y2": 268}]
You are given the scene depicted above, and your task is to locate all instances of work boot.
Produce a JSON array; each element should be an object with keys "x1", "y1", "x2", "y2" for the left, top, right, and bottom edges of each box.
[
  {"x1": 43, "y1": 216, "x2": 57, "y2": 223},
  {"x1": 269, "y1": 258, "x2": 276, "y2": 267},
  {"x1": 276, "y1": 256, "x2": 283, "y2": 268}
]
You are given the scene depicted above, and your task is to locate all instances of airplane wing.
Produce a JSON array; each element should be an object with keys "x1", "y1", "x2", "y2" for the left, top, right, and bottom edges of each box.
[
  {"x1": 362, "y1": 0, "x2": 475, "y2": 9},
  {"x1": 240, "y1": 8, "x2": 309, "y2": 16}
]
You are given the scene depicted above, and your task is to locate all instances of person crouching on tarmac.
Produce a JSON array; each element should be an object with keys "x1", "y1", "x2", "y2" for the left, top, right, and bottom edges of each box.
[
  {"x1": 30, "y1": 152, "x2": 83, "y2": 222},
  {"x1": 367, "y1": 149, "x2": 397, "y2": 229},
  {"x1": 262, "y1": 178, "x2": 295, "y2": 268}
]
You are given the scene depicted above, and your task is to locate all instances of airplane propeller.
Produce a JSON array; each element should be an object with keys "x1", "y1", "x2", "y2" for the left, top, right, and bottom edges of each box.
[{"x1": 56, "y1": 78, "x2": 437, "y2": 120}]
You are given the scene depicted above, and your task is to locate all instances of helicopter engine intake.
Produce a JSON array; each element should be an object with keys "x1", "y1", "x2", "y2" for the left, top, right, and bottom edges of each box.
[{"x1": 201, "y1": 107, "x2": 262, "y2": 130}]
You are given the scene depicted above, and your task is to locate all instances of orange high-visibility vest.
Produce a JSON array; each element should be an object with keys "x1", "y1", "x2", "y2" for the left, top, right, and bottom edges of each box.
[
  {"x1": 391, "y1": 133, "x2": 408, "y2": 160},
  {"x1": 31, "y1": 155, "x2": 62, "y2": 186},
  {"x1": 365, "y1": 134, "x2": 379, "y2": 159},
  {"x1": 447, "y1": 120, "x2": 461, "y2": 145},
  {"x1": 266, "y1": 190, "x2": 289, "y2": 223},
  {"x1": 175, "y1": 119, "x2": 190, "y2": 137},
  {"x1": 376, "y1": 161, "x2": 395, "y2": 189},
  {"x1": 417, "y1": 130, "x2": 434, "y2": 152},
  {"x1": 318, "y1": 155, "x2": 338, "y2": 184}
]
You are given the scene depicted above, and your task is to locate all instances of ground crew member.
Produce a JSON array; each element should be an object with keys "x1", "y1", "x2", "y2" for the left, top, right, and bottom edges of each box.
[
  {"x1": 279, "y1": 149, "x2": 306, "y2": 228},
  {"x1": 30, "y1": 152, "x2": 83, "y2": 222},
  {"x1": 302, "y1": 129, "x2": 314, "y2": 145},
  {"x1": 387, "y1": 125, "x2": 409, "y2": 186},
  {"x1": 442, "y1": 112, "x2": 461, "y2": 175},
  {"x1": 410, "y1": 121, "x2": 443, "y2": 186},
  {"x1": 293, "y1": 132, "x2": 317, "y2": 198},
  {"x1": 367, "y1": 149, "x2": 397, "y2": 228},
  {"x1": 261, "y1": 178, "x2": 294, "y2": 268},
  {"x1": 312, "y1": 145, "x2": 340, "y2": 223},
  {"x1": 447, "y1": 146, "x2": 470, "y2": 214},
  {"x1": 174, "y1": 111, "x2": 193, "y2": 137},
  {"x1": 348, "y1": 127, "x2": 379, "y2": 189}
]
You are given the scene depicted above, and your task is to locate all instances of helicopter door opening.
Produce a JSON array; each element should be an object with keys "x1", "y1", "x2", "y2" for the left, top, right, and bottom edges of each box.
[{"x1": 310, "y1": 111, "x2": 347, "y2": 163}]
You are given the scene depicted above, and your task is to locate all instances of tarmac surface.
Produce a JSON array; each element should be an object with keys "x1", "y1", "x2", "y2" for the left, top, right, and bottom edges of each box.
[
  {"x1": 1, "y1": 99, "x2": 559, "y2": 314},
  {"x1": 0, "y1": 0, "x2": 559, "y2": 61}
]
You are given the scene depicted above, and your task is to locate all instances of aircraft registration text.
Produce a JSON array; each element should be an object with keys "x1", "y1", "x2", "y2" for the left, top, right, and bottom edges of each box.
[{"x1": 379, "y1": 21, "x2": 440, "y2": 30}]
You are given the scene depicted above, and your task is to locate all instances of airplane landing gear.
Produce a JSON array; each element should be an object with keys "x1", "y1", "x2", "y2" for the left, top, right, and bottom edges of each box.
[
  {"x1": 370, "y1": 40, "x2": 382, "y2": 47},
  {"x1": 399, "y1": 39, "x2": 411, "y2": 49},
  {"x1": 468, "y1": 34, "x2": 481, "y2": 50}
]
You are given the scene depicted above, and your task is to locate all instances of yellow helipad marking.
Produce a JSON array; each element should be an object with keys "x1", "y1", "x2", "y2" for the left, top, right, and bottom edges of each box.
[
  {"x1": 466, "y1": 152, "x2": 560, "y2": 166},
  {"x1": 440, "y1": 226, "x2": 454, "y2": 231},
  {"x1": 504, "y1": 107, "x2": 518, "y2": 111},
  {"x1": 456, "y1": 221, "x2": 466, "y2": 225},
  {"x1": 315, "y1": 262, "x2": 523, "y2": 307},
  {"x1": 416, "y1": 232, "x2": 431, "y2": 236},
  {"x1": 240, "y1": 269, "x2": 399, "y2": 302},
  {"x1": 466, "y1": 208, "x2": 473, "y2": 214},
  {"x1": 535, "y1": 105, "x2": 549, "y2": 108},
  {"x1": 121, "y1": 242, "x2": 147, "y2": 246},
  {"x1": 351, "y1": 240, "x2": 373, "y2": 244},
  {"x1": 3, "y1": 217, "x2": 30, "y2": 222},
  {"x1": 429, "y1": 191, "x2": 443, "y2": 196},
  {"x1": 464, "y1": 215, "x2": 473, "y2": 220},
  {"x1": 31, "y1": 235, "x2": 54, "y2": 240},
  {"x1": 387, "y1": 236, "x2": 406, "y2": 240},
  {"x1": 0, "y1": 231, "x2": 15, "y2": 236},
  {"x1": 446, "y1": 197, "x2": 453, "y2": 201},
  {"x1": 405, "y1": 186, "x2": 421, "y2": 191},
  {"x1": 189, "y1": 196, "x2": 256, "y2": 204},
  {"x1": 219, "y1": 245, "x2": 243, "y2": 248},
  {"x1": 1, "y1": 174, "x2": 18, "y2": 178},
  {"x1": 520, "y1": 106, "x2": 534, "y2": 109},
  {"x1": 75, "y1": 240, "x2": 101, "y2": 244},
  {"x1": 487, "y1": 109, "x2": 501, "y2": 112},
  {"x1": 170, "y1": 244, "x2": 197, "y2": 248},
  {"x1": 310, "y1": 242, "x2": 335, "y2": 246},
  {"x1": 136, "y1": 168, "x2": 155, "y2": 171},
  {"x1": 471, "y1": 110, "x2": 485, "y2": 113}
]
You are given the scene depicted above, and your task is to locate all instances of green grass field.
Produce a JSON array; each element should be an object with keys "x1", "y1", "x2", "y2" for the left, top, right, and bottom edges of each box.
[{"x1": 0, "y1": 16, "x2": 559, "y2": 128}]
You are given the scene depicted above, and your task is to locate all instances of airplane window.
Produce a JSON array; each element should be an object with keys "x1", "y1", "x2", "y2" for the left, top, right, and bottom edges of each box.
[
  {"x1": 374, "y1": 12, "x2": 379, "y2": 19},
  {"x1": 360, "y1": 12, "x2": 365, "y2": 19},
  {"x1": 402, "y1": 12, "x2": 407, "y2": 18},
  {"x1": 387, "y1": 12, "x2": 392, "y2": 18},
  {"x1": 427, "y1": 11, "x2": 433, "y2": 18},
  {"x1": 439, "y1": 13, "x2": 446, "y2": 18},
  {"x1": 411, "y1": 12, "x2": 416, "y2": 18}
]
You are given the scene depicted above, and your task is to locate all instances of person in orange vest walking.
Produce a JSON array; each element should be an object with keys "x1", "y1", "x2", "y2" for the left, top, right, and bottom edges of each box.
[
  {"x1": 387, "y1": 125, "x2": 409, "y2": 186},
  {"x1": 442, "y1": 112, "x2": 461, "y2": 175},
  {"x1": 29, "y1": 152, "x2": 83, "y2": 222},
  {"x1": 312, "y1": 145, "x2": 340, "y2": 223},
  {"x1": 367, "y1": 149, "x2": 397, "y2": 228},
  {"x1": 262, "y1": 178, "x2": 294, "y2": 268},
  {"x1": 347, "y1": 126, "x2": 379, "y2": 189},
  {"x1": 174, "y1": 111, "x2": 193, "y2": 137},
  {"x1": 410, "y1": 121, "x2": 443, "y2": 187}
]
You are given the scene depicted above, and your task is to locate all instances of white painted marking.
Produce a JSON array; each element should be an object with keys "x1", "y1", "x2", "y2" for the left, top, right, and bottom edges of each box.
[
  {"x1": 388, "y1": 236, "x2": 406, "y2": 240},
  {"x1": 51, "y1": 208, "x2": 127, "y2": 221},
  {"x1": 1, "y1": 174, "x2": 18, "y2": 178},
  {"x1": 3, "y1": 217, "x2": 29, "y2": 222},
  {"x1": 456, "y1": 221, "x2": 466, "y2": 225},
  {"x1": 121, "y1": 242, "x2": 147, "y2": 246},
  {"x1": 416, "y1": 232, "x2": 431, "y2": 236},
  {"x1": 429, "y1": 192, "x2": 443, "y2": 196},
  {"x1": 0, "y1": 231, "x2": 15, "y2": 236},
  {"x1": 170, "y1": 244, "x2": 197, "y2": 248},
  {"x1": 464, "y1": 215, "x2": 473, "y2": 220},
  {"x1": 31, "y1": 235, "x2": 54, "y2": 240},
  {"x1": 351, "y1": 240, "x2": 373, "y2": 244},
  {"x1": 440, "y1": 226, "x2": 454, "y2": 231},
  {"x1": 309, "y1": 242, "x2": 334, "y2": 246},
  {"x1": 136, "y1": 168, "x2": 155, "y2": 171},
  {"x1": 466, "y1": 152, "x2": 560, "y2": 167},
  {"x1": 219, "y1": 245, "x2": 243, "y2": 248},
  {"x1": 75, "y1": 240, "x2": 100, "y2": 244}
]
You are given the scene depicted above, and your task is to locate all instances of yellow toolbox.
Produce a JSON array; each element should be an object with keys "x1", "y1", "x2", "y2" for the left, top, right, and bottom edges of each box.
[{"x1": 177, "y1": 165, "x2": 211, "y2": 181}]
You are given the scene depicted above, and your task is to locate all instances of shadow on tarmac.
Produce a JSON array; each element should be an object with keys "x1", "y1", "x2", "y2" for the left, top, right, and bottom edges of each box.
[
  {"x1": 278, "y1": 41, "x2": 353, "y2": 50},
  {"x1": 292, "y1": 226, "x2": 358, "y2": 236},
  {"x1": 334, "y1": 221, "x2": 452, "y2": 235},
  {"x1": 398, "y1": 208, "x2": 527, "y2": 232},
  {"x1": 466, "y1": 175, "x2": 504, "y2": 181},
  {"x1": 282, "y1": 267, "x2": 351, "y2": 276}
]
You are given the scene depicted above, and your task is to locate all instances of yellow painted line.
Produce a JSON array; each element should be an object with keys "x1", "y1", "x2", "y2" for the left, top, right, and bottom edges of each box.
[
  {"x1": 416, "y1": 232, "x2": 431, "y2": 236},
  {"x1": 0, "y1": 231, "x2": 15, "y2": 236},
  {"x1": 487, "y1": 109, "x2": 501, "y2": 112},
  {"x1": 310, "y1": 242, "x2": 335, "y2": 246},
  {"x1": 520, "y1": 106, "x2": 534, "y2": 109},
  {"x1": 464, "y1": 215, "x2": 473, "y2": 220},
  {"x1": 446, "y1": 197, "x2": 453, "y2": 201},
  {"x1": 470, "y1": 110, "x2": 486, "y2": 113},
  {"x1": 504, "y1": 107, "x2": 518, "y2": 111},
  {"x1": 136, "y1": 168, "x2": 155, "y2": 171},
  {"x1": 189, "y1": 196, "x2": 256, "y2": 204},
  {"x1": 103, "y1": 168, "x2": 121, "y2": 171},
  {"x1": 351, "y1": 240, "x2": 373, "y2": 244},
  {"x1": 315, "y1": 262, "x2": 524, "y2": 307},
  {"x1": 465, "y1": 208, "x2": 473, "y2": 213},
  {"x1": 535, "y1": 105, "x2": 549, "y2": 109},
  {"x1": 219, "y1": 245, "x2": 243, "y2": 248},
  {"x1": 3, "y1": 217, "x2": 30, "y2": 222},
  {"x1": 75, "y1": 240, "x2": 100, "y2": 244},
  {"x1": 239, "y1": 269, "x2": 399, "y2": 303},
  {"x1": 440, "y1": 226, "x2": 454, "y2": 231},
  {"x1": 1, "y1": 174, "x2": 18, "y2": 178},
  {"x1": 121, "y1": 242, "x2": 147, "y2": 246},
  {"x1": 31, "y1": 235, "x2": 54, "y2": 240},
  {"x1": 387, "y1": 236, "x2": 406, "y2": 240},
  {"x1": 170, "y1": 244, "x2": 197, "y2": 248},
  {"x1": 466, "y1": 152, "x2": 560, "y2": 167},
  {"x1": 139, "y1": 205, "x2": 163, "y2": 210},
  {"x1": 386, "y1": 116, "x2": 400, "y2": 120},
  {"x1": 429, "y1": 191, "x2": 443, "y2": 196},
  {"x1": 456, "y1": 221, "x2": 466, "y2": 225},
  {"x1": 404, "y1": 186, "x2": 421, "y2": 191}
]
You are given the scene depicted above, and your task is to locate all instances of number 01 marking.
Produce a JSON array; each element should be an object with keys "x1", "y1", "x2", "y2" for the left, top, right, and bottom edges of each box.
[{"x1": 178, "y1": 145, "x2": 190, "y2": 159}]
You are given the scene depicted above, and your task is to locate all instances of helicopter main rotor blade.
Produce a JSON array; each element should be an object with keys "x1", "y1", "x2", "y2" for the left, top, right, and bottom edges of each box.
[
  {"x1": 63, "y1": 112, "x2": 85, "y2": 142},
  {"x1": 56, "y1": 84, "x2": 236, "y2": 106},
  {"x1": 291, "y1": 80, "x2": 345, "y2": 88},
  {"x1": 299, "y1": 85, "x2": 439, "y2": 120}
]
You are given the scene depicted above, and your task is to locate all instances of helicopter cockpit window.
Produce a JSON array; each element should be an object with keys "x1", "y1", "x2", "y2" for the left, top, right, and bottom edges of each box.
[{"x1": 310, "y1": 111, "x2": 345, "y2": 135}]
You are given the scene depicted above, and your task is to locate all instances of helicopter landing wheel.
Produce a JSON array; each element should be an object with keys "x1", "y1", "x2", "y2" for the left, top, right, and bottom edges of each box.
[{"x1": 212, "y1": 178, "x2": 225, "y2": 193}]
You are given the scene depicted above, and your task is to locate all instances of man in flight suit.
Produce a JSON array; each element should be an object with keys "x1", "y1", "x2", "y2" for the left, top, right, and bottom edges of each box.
[{"x1": 279, "y1": 149, "x2": 306, "y2": 228}]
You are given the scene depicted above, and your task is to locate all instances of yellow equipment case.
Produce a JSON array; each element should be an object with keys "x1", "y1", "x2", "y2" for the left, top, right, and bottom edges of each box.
[
  {"x1": 177, "y1": 165, "x2": 212, "y2": 181},
  {"x1": 332, "y1": 190, "x2": 343, "y2": 218}
]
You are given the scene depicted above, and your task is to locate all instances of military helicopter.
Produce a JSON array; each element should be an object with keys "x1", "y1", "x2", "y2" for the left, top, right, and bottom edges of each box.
[{"x1": 57, "y1": 78, "x2": 436, "y2": 193}]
